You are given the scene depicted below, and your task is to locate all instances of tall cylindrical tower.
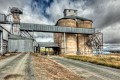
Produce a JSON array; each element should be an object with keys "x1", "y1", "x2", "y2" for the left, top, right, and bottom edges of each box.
[
  {"x1": 54, "y1": 9, "x2": 93, "y2": 55},
  {"x1": 56, "y1": 19, "x2": 77, "y2": 54},
  {"x1": 77, "y1": 20, "x2": 93, "y2": 54}
]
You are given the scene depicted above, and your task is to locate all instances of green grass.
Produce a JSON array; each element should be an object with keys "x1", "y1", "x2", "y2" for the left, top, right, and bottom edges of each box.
[
  {"x1": 64, "y1": 55, "x2": 120, "y2": 69},
  {"x1": 31, "y1": 53, "x2": 39, "y2": 56}
]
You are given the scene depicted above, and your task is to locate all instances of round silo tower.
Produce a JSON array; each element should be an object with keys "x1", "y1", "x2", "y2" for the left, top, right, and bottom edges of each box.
[
  {"x1": 77, "y1": 19, "x2": 93, "y2": 54},
  {"x1": 56, "y1": 18, "x2": 77, "y2": 54},
  {"x1": 55, "y1": 9, "x2": 78, "y2": 55},
  {"x1": 54, "y1": 9, "x2": 93, "y2": 55}
]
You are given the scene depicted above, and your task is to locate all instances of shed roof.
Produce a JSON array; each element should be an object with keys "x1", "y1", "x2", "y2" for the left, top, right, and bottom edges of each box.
[{"x1": 38, "y1": 42, "x2": 59, "y2": 48}]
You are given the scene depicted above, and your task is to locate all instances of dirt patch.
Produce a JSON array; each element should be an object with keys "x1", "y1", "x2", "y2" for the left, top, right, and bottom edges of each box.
[
  {"x1": 4, "y1": 74, "x2": 23, "y2": 80},
  {"x1": 0, "y1": 53, "x2": 17, "y2": 61},
  {"x1": 31, "y1": 55, "x2": 83, "y2": 80}
]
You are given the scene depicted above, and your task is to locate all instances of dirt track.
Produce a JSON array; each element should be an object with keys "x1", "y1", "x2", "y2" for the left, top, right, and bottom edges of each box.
[
  {"x1": 32, "y1": 55, "x2": 83, "y2": 80},
  {"x1": 51, "y1": 56, "x2": 120, "y2": 80},
  {"x1": 0, "y1": 53, "x2": 84, "y2": 80},
  {"x1": 0, "y1": 53, "x2": 32, "y2": 80}
]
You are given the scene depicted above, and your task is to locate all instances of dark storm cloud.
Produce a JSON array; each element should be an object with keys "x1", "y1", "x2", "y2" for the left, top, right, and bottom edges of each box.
[
  {"x1": 0, "y1": 0, "x2": 120, "y2": 43},
  {"x1": 31, "y1": 0, "x2": 54, "y2": 19},
  {"x1": 81, "y1": 0, "x2": 120, "y2": 44},
  {"x1": 83, "y1": 0, "x2": 120, "y2": 29}
]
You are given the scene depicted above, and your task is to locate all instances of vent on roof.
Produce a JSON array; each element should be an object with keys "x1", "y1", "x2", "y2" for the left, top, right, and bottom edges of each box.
[{"x1": 63, "y1": 9, "x2": 77, "y2": 17}]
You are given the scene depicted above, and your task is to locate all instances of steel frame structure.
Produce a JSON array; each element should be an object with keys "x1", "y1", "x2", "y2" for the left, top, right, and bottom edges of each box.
[
  {"x1": 87, "y1": 32, "x2": 103, "y2": 54},
  {"x1": 0, "y1": 12, "x2": 103, "y2": 54}
]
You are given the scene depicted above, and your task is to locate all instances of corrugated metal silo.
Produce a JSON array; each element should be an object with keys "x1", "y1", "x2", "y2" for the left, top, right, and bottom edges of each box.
[{"x1": 55, "y1": 18, "x2": 77, "y2": 54}]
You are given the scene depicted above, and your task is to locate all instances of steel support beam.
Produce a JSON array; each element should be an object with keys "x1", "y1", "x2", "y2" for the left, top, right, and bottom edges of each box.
[{"x1": 63, "y1": 32, "x2": 66, "y2": 53}]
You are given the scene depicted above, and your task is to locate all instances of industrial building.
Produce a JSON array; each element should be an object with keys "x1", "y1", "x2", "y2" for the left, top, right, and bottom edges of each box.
[
  {"x1": 0, "y1": 7, "x2": 103, "y2": 55},
  {"x1": 0, "y1": 25, "x2": 9, "y2": 54},
  {"x1": 55, "y1": 9, "x2": 93, "y2": 55},
  {"x1": 54, "y1": 9, "x2": 103, "y2": 55}
]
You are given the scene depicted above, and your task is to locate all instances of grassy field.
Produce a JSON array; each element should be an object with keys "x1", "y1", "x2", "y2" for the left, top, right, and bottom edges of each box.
[{"x1": 64, "y1": 54, "x2": 120, "y2": 69}]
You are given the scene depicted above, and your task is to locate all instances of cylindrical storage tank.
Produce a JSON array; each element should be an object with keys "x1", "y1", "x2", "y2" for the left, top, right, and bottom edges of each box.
[
  {"x1": 57, "y1": 19, "x2": 76, "y2": 27},
  {"x1": 54, "y1": 33, "x2": 58, "y2": 43},
  {"x1": 77, "y1": 20, "x2": 93, "y2": 54},
  {"x1": 77, "y1": 20, "x2": 92, "y2": 28},
  {"x1": 77, "y1": 34, "x2": 92, "y2": 54},
  {"x1": 55, "y1": 19, "x2": 77, "y2": 55}
]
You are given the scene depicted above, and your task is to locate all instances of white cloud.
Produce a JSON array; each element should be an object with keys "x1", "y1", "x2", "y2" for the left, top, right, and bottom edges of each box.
[
  {"x1": 1, "y1": 0, "x2": 120, "y2": 43},
  {"x1": 0, "y1": 0, "x2": 53, "y2": 42},
  {"x1": 102, "y1": 22, "x2": 120, "y2": 43}
]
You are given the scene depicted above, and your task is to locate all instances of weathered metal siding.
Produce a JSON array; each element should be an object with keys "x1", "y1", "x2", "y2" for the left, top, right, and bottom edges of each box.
[{"x1": 8, "y1": 39, "x2": 34, "y2": 52}]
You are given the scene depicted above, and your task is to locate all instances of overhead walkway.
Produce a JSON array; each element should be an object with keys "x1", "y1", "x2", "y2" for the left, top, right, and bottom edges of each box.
[{"x1": 20, "y1": 23, "x2": 95, "y2": 34}]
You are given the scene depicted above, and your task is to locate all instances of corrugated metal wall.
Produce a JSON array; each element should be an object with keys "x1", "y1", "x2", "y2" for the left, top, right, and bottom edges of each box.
[
  {"x1": 8, "y1": 39, "x2": 34, "y2": 52},
  {"x1": 0, "y1": 14, "x2": 6, "y2": 23}
]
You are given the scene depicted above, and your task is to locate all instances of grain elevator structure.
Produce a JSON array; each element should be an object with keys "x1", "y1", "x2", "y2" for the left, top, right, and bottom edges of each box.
[
  {"x1": 0, "y1": 7, "x2": 103, "y2": 55},
  {"x1": 54, "y1": 9, "x2": 102, "y2": 55}
]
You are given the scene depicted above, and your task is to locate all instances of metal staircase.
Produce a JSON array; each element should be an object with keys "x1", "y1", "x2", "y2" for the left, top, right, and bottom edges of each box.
[{"x1": 87, "y1": 32, "x2": 103, "y2": 54}]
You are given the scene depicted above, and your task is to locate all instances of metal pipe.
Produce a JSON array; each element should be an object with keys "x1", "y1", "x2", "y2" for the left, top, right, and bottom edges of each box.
[
  {"x1": 0, "y1": 32, "x2": 3, "y2": 54},
  {"x1": 76, "y1": 21, "x2": 79, "y2": 54},
  {"x1": 63, "y1": 32, "x2": 66, "y2": 53},
  {"x1": 76, "y1": 35, "x2": 79, "y2": 54}
]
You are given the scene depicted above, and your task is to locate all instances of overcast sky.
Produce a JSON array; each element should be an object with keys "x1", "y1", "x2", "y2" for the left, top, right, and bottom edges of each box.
[{"x1": 0, "y1": 0, "x2": 120, "y2": 44}]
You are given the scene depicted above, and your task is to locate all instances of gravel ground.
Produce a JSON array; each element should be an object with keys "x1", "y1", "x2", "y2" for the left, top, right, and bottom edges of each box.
[
  {"x1": 0, "y1": 53, "x2": 22, "y2": 70},
  {"x1": 2, "y1": 53, "x2": 119, "y2": 80},
  {"x1": 31, "y1": 55, "x2": 83, "y2": 80},
  {"x1": 0, "y1": 53, "x2": 16, "y2": 60},
  {"x1": 0, "y1": 53, "x2": 32, "y2": 80},
  {"x1": 50, "y1": 56, "x2": 120, "y2": 80}
]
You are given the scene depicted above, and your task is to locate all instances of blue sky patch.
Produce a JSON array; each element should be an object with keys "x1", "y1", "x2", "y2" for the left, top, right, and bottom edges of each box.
[{"x1": 31, "y1": 0, "x2": 53, "y2": 18}]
